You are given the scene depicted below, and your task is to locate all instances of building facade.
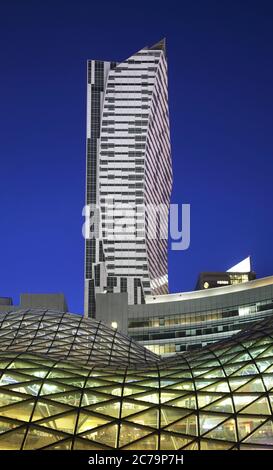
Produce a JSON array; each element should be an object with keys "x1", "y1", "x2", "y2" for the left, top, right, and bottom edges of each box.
[
  {"x1": 84, "y1": 39, "x2": 172, "y2": 318},
  {"x1": 196, "y1": 256, "x2": 256, "y2": 290},
  {"x1": 95, "y1": 276, "x2": 273, "y2": 356},
  {"x1": 195, "y1": 270, "x2": 256, "y2": 291},
  {"x1": 0, "y1": 293, "x2": 68, "y2": 313}
]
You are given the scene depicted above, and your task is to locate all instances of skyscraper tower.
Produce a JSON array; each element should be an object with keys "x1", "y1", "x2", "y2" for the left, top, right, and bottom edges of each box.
[{"x1": 84, "y1": 39, "x2": 173, "y2": 318}]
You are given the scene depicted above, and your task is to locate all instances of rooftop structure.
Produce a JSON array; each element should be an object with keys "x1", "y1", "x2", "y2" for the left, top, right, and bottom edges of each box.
[{"x1": 0, "y1": 308, "x2": 273, "y2": 449}]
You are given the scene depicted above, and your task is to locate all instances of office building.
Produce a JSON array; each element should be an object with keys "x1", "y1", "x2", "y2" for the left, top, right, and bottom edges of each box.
[
  {"x1": 84, "y1": 39, "x2": 172, "y2": 317},
  {"x1": 0, "y1": 293, "x2": 68, "y2": 313},
  {"x1": 96, "y1": 275, "x2": 273, "y2": 356},
  {"x1": 196, "y1": 256, "x2": 256, "y2": 290}
]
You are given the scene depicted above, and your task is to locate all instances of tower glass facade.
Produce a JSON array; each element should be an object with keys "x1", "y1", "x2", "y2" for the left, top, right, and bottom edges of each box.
[{"x1": 84, "y1": 40, "x2": 172, "y2": 317}]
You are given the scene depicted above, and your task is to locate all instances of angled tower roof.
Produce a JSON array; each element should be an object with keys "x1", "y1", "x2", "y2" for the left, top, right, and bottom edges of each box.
[
  {"x1": 227, "y1": 256, "x2": 252, "y2": 273},
  {"x1": 149, "y1": 38, "x2": 167, "y2": 57}
]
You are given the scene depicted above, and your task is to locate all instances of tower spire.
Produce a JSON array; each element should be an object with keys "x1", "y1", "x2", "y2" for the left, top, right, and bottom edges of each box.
[{"x1": 149, "y1": 38, "x2": 166, "y2": 57}]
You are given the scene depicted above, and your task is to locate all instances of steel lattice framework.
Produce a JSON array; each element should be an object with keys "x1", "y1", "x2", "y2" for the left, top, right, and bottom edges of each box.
[
  {"x1": 0, "y1": 309, "x2": 273, "y2": 450},
  {"x1": 0, "y1": 310, "x2": 158, "y2": 367}
]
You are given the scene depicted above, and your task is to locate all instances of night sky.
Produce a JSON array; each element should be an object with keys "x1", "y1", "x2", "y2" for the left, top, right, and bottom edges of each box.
[{"x1": 0, "y1": 0, "x2": 273, "y2": 313}]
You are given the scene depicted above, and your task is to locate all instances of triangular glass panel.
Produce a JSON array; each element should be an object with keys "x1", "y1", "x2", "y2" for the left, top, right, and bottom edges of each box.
[
  {"x1": 239, "y1": 443, "x2": 273, "y2": 450},
  {"x1": 0, "y1": 426, "x2": 26, "y2": 450},
  {"x1": 85, "y1": 380, "x2": 111, "y2": 390},
  {"x1": 23, "y1": 426, "x2": 65, "y2": 450},
  {"x1": 0, "y1": 391, "x2": 26, "y2": 407},
  {"x1": 168, "y1": 394, "x2": 196, "y2": 409},
  {"x1": 200, "y1": 439, "x2": 234, "y2": 450},
  {"x1": 253, "y1": 338, "x2": 272, "y2": 348},
  {"x1": 197, "y1": 393, "x2": 224, "y2": 408},
  {"x1": 203, "y1": 397, "x2": 234, "y2": 413},
  {"x1": 183, "y1": 440, "x2": 198, "y2": 450},
  {"x1": 199, "y1": 413, "x2": 229, "y2": 435},
  {"x1": 122, "y1": 385, "x2": 146, "y2": 396},
  {"x1": 268, "y1": 393, "x2": 273, "y2": 408},
  {"x1": 233, "y1": 394, "x2": 260, "y2": 412},
  {"x1": 241, "y1": 397, "x2": 271, "y2": 415},
  {"x1": 228, "y1": 377, "x2": 253, "y2": 391},
  {"x1": 81, "y1": 391, "x2": 110, "y2": 407},
  {"x1": 133, "y1": 392, "x2": 159, "y2": 404},
  {"x1": 26, "y1": 369, "x2": 48, "y2": 379},
  {"x1": 237, "y1": 416, "x2": 266, "y2": 440},
  {"x1": 161, "y1": 379, "x2": 180, "y2": 388},
  {"x1": 203, "y1": 418, "x2": 236, "y2": 441},
  {"x1": 94, "y1": 386, "x2": 123, "y2": 397},
  {"x1": 242, "y1": 420, "x2": 273, "y2": 445},
  {"x1": 68, "y1": 368, "x2": 89, "y2": 377},
  {"x1": 32, "y1": 399, "x2": 71, "y2": 421},
  {"x1": 232, "y1": 353, "x2": 252, "y2": 363},
  {"x1": 0, "y1": 360, "x2": 11, "y2": 369},
  {"x1": 136, "y1": 379, "x2": 159, "y2": 388},
  {"x1": 81, "y1": 423, "x2": 118, "y2": 448},
  {"x1": 44, "y1": 439, "x2": 73, "y2": 450},
  {"x1": 193, "y1": 369, "x2": 211, "y2": 378},
  {"x1": 0, "y1": 372, "x2": 33, "y2": 386},
  {"x1": 55, "y1": 378, "x2": 85, "y2": 388},
  {"x1": 8, "y1": 361, "x2": 38, "y2": 370},
  {"x1": 101, "y1": 375, "x2": 126, "y2": 383},
  {"x1": 160, "y1": 432, "x2": 191, "y2": 450},
  {"x1": 224, "y1": 364, "x2": 244, "y2": 376},
  {"x1": 218, "y1": 354, "x2": 238, "y2": 365},
  {"x1": 6, "y1": 382, "x2": 42, "y2": 396},
  {"x1": 77, "y1": 412, "x2": 112, "y2": 433},
  {"x1": 237, "y1": 378, "x2": 265, "y2": 393},
  {"x1": 46, "y1": 371, "x2": 74, "y2": 380},
  {"x1": 165, "y1": 414, "x2": 198, "y2": 436},
  {"x1": 169, "y1": 381, "x2": 194, "y2": 391},
  {"x1": 249, "y1": 346, "x2": 269, "y2": 358},
  {"x1": 194, "y1": 378, "x2": 219, "y2": 390},
  {"x1": 166, "y1": 372, "x2": 192, "y2": 380},
  {"x1": 121, "y1": 400, "x2": 149, "y2": 418},
  {"x1": 49, "y1": 392, "x2": 82, "y2": 407},
  {"x1": 73, "y1": 437, "x2": 106, "y2": 450},
  {"x1": 125, "y1": 374, "x2": 146, "y2": 383},
  {"x1": 38, "y1": 411, "x2": 77, "y2": 434},
  {"x1": 89, "y1": 400, "x2": 121, "y2": 418},
  {"x1": 233, "y1": 363, "x2": 259, "y2": 376},
  {"x1": 40, "y1": 382, "x2": 74, "y2": 396},
  {"x1": 263, "y1": 374, "x2": 273, "y2": 391},
  {"x1": 202, "y1": 381, "x2": 229, "y2": 393},
  {"x1": 126, "y1": 408, "x2": 159, "y2": 428},
  {"x1": 161, "y1": 406, "x2": 191, "y2": 426},
  {"x1": 255, "y1": 359, "x2": 272, "y2": 373},
  {"x1": 0, "y1": 418, "x2": 23, "y2": 435},
  {"x1": 199, "y1": 369, "x2": 225, "y2": 379},
  {"x1": 256, "y1": 346, "x2": 273, "y2": 358},
  {"x1": 161, "y1": 391, "x2": 185, "y2": 403},
  {"x1": 0, "y1": 400, "x2": 35, "y2": 421},
  {"x1": 119, "y1": 423, "x2": 152, "y2": 447},
  {"x1": 122, "y1": 433, "x2": 158, "y2": 450}
]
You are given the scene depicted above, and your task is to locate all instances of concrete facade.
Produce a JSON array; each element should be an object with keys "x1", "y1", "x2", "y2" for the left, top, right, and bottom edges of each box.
[{"x1": 0, "y1": 293, "x2": 68, "y2": 313}]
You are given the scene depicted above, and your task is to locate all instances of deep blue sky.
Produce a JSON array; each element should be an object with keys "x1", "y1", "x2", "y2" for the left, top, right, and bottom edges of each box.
[{"x1": 0, "y1": 0, "x2": 273, "y2": 313}]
